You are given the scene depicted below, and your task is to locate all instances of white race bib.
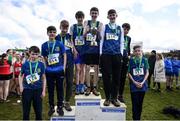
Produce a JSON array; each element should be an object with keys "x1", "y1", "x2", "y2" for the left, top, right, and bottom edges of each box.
[
  {"x1": 65, "y1": 39, "x2": 73, "y2": 48},
  {"x1": 75, "y1": 36, "x2": 84, "y2": 46},
  {"x1": 106, "y1": 33, "x2": 118, "y2": 40},
  {"x1": 26, "y1": 73, "x2": 40, "y2": 84},
  {"x1": 133, "y1": 68, "x2": 144, "y2": 76},
  {"x1": 86, "y1": 33, "x2": 95, "y2": 41},
  {"x1": 15, "y1": 67, "x2": 21, "y2": 72},
  {"x1": 48, "y1": 53, "x2": 59, "y2": 65}
]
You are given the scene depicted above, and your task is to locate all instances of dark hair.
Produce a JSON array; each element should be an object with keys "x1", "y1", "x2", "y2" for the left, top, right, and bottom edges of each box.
[
  {"x1": 29, "y1": 46, "x2": 40, "y2": 53},
  {"x1": 108, "y1": 9, "x2": 116, "y2": 15},
  {"x1": 75, "y1": 11, "x2": 85, "y2": 18},
  {"x1": 0, "y1": 53, "x2": 7, "y2": 65},
  {"x1": 60, "y1": 20, "x2": 69, "y2": 28},
  {"x1": 90, "y1": 7, "x2": 99, "y2": 12},
  {"x1": 6, "y1": 49, "x2": 12, "y2": 53},
  {"x1": 151, "y1": 50, "x2": 156, "y2": 54},
  {"x1": 47, "y1": 26, "x2": 56, "y2": 33},
  {"x1": 122, "y1": 23, "x2": 131, "y2": 30},
  {"x1": 133, "y1": 45, "x2": 142, "y2": 50},
  {"x1": 167, "y1": 53, "x2": 172, "y2": 57}
]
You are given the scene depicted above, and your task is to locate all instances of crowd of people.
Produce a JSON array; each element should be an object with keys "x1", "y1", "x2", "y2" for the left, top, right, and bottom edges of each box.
[
  {"x1": 0, "y1": 7, "x2": 179, "y2": 120},
  {"x1": 148, "y1": 50, "x2": 180, "y2": 92}
]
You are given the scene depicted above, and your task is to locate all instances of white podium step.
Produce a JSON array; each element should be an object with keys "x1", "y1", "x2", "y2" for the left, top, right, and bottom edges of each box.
[
  {"x1": 100, "y1": 99, "x2": 126, "y2": 121},
  {"x1": 50, "y1": 106, "x2": 75, "y2": 121},
  {"x1": 75, "y1": 93, "x2": 102, "y2": 120},
  {"x1": 50, "y1": 94, "x2": 127, "y2": 121}
]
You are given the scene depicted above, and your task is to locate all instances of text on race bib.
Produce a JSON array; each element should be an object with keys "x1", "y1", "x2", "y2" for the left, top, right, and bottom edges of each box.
[
  {"x1": 106, "y1": 33, "x2": 118, "y2": 40},
  {"x1": 26, "y1": 73, "x2": 40, "y2": 84},
  {"x1": 86, "y1": 33, "x2": 95, "y2": 41},
  {"x1": 133, "y1": 68, "x2": 144, "y2": 76},
  {"x1": 48, "y1": 53, "x2": 59, "y2": 65},
  {"x1": 75, "y1": 36, "x2": 84, "y2": 46},
  {"x1": 65, "y1": 39, "x2": 73, "y2": 48}
]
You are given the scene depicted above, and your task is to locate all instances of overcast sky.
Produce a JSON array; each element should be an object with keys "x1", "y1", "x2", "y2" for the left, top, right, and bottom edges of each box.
[{"x1": 0, "y1": 0, "x2": 180, "y2": 54}]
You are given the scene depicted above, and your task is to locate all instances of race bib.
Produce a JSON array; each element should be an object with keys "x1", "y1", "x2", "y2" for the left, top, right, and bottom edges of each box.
[
  {"x1": 75, "y1": 36, "x2": 84, "y2": 46},
  {"x1": 106, "y1": 33, "x2": 118, "y2": 40},
  {"x1": 15, "y1": 67, "x2": 21, "y2": 72},
  {"x1": 133, "y1": 68, "x2": 144, "y2": 76},
  {"x1": 65, "y1": 39, "x2": 73, "y2": 48},
  {"x1": 86, "y1": 33, "x2": 94, "y2": 41},
  {"x1": 26, "y1": 73, "x2": 40, "y2": 84},
  {"x1": 48, "y1": 53, "x2": 59, "y2": 65}
]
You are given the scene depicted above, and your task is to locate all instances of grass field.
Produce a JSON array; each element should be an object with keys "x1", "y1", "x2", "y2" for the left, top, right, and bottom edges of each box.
[{"x1": 0, "y1": 79, "x2": 180, "y2": 120}]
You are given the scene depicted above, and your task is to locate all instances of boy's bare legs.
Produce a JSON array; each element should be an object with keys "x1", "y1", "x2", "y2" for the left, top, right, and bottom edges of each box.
[
  {"x1": 85, "y1": 65, "x2": 91, "y2": 95},
  {"x1": 0, "y1": 82, "x2": 3, "y2": 100},
  {"x1": 92, "y1": 65, "x2": 99, "y2": 96},
  {"x1": 3, "y1": 80, "x2": 10, "y2": 101},
  {"x1": 75, "y1": 64, "x2": 80, "y2": 94}
]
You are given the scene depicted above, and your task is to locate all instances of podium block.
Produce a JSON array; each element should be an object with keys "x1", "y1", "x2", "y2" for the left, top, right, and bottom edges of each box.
[
  {"x1": 75, "y1": 93, "x2": 102, "y2": 120},
  {"x1": 50, "y1": 94, "x2": 127, "y2": 121},
  {"x1": 50, "y1": 106, "x2": 75, "y2": 121},
  {"x1": 99, "y1": 99, "x2": 126, "y2": 121}
]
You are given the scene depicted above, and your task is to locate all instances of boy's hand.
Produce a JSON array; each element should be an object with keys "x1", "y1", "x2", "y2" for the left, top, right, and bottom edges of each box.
[
  {"x1": 138, "y1": 82, "x2": 143, "y2": 88},
  {"x1": 134, "y1": 81, "x2": 142, "y2": 88},
  {"x1": 73, "y1": 49, "x2": 78, "y2": 59},
  {"x1": 85, "y1": 25, "x2": 90, "y2": 33}
]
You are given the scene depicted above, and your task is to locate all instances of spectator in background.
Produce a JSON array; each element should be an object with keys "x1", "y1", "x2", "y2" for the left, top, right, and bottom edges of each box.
[
  {"x1": 22, "y1": 51, "x2": 29, "y2": 64},
  {"x1": 147, "y1": 50, "x2": 156, "y2": 88},
  {"x1": 164, "y1": 53, "x2": 173, "y2": 91},
  {"x1": 13, "y1": 53, "x2": 22, "y2": 96},
  {"x1": 153, "y1": 53, "x2": 166, "y2": 92},
  {"x1": 7, "y1": 49, "x2": 16, "y2": 96},
  {"x1": 0, "y1": 53, "x2": 12, "y2": 102},
  {"x1": 171, "y1": 54, "x2": 180, "y2": 89}
]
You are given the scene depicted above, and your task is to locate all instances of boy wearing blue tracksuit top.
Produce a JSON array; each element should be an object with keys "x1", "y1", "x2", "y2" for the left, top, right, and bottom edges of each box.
[
  {"x1": 128, "y1": 45, "x2": 149, "y2": 120},
  {"x1": 171, "y1": 55, "x2": 180, "y2": 89},
  {"x1": 56, "y1": 20, "x2": 74, "y2": 112},
  {"x1": 19, "y1": 46, "x2": 46, "y2": 120},
  {"x1": 70, "y1": 11, "x2": 86, "y2": 95},
  {"x1": 164, "y1": 54, "x2": 173, "y2": 90},
  {"x1": 41, "y1": 26, "x2": 66, "y2": 116},
  {"x1": 100, "y1": 9, "x2": 124, "y2": 107}
]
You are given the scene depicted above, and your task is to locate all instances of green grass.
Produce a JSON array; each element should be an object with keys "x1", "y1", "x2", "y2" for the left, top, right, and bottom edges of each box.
[{"x1": 0, "y1": 80, "x2": 180, "y2": 120}]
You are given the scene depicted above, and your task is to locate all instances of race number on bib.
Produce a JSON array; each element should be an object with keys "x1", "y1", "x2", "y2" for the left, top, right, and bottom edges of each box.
[
  {"x1": 75, "y1": 36, "x2": 84, "y2": 46},
  {"x1": 48, "y1": 53, "x2": 59, "y2": 65},
  {"x1": 86, "y1": 33, "x2": 94, "y2": 41},
  {"x1": 26, "y1": 73, "x2": 40, "y2": 84},
  {"x1": 106, "y1": 33, "x2": 118, "y2": 40},
  {"x1": 133, "y1": 68, "x2": 144, "y2": 76},
  {"x1": 65, "y1": 39, "x2": 73, "y2": 48}
]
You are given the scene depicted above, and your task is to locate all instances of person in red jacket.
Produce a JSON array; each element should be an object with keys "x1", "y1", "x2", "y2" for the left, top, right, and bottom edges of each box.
[
  {"x1": 13, "y1": 53, "x2": 22, "y2": 96},
  {"x1": 0, "y1": 53, "x2": 13, "y2": 102}
]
